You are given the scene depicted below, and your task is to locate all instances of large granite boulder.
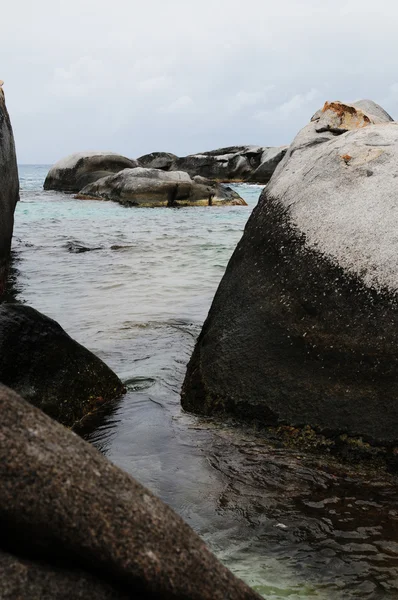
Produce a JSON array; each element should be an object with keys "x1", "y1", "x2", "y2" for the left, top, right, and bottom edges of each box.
[
  {"x1": 77, "y1": 167, "x2": 247, "y2": 207},
  {"x1": 0, "y1": 303, "x2": 124, "y2": 426},
  {"x1": 0, "y1": 83, "x2": 19, "y2": 295},
  {"x1": 181, "y1": 99, "x2": 398, "y2": 445},
  {"x1": 44, "y1": 152, "x2": 139, "y2": 192},
  {"x1": 0, "y1": 385, "x2": 260, "y2": 600}
]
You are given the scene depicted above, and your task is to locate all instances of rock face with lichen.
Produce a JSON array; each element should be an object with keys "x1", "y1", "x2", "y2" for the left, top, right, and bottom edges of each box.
[
  {"x1": 77, "y1": 167, "x2": 247, "y2": 207},
  {"x1": 0, "y1": 84, "x2": 19, "y2": 296},
  {"x1": 43, "y1": 151, "x2": 139, "y2": 192},
  {"x1": 0, "y1": 384, "x2": 261, "y2": 600},
  {"x1": 181, "y1": 99, "x2": 398, "y2": 445},
  {"x1": 0, "y1": 303, "x2": 125, "y2": 426}
]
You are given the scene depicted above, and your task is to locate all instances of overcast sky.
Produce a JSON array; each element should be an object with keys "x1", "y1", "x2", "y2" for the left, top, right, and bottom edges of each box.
[{"x1": 2, "y1": 0, "x2": 398, "y2": 163}]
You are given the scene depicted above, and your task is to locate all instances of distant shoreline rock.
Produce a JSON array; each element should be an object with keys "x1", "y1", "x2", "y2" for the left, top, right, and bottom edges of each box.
[
  {"x1": 138, "y1": 145, "x2": 288, "y2": 183},
  {"x1": 0, "y1": 86, "x2": 19, "y2": 296},
  {"x1": 181, "y1": 99, "x2": 398, "y2": 446},
  {"x1": 43, "y1": 151, "x2": 139, "y2": 192},
  {"x1": 44, "y1": 144, "x2": 288, "y2": 198},
  {"x1": 76, "y1": 167, "x2": 247, "y2": 207}
]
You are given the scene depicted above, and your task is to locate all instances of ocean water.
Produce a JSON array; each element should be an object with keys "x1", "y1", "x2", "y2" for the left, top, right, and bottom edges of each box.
[{"x1": 11, "y1": 164, "x2": 398, "y2": 599}]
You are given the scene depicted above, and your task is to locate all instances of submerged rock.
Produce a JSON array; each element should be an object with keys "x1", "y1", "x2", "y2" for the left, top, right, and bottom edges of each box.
[
  {"x1": 64, "y1": 240, "x2": 102, "y2": 253},
  {"x1": 44, "y1": 151, "x2": 138, "y2": 192},
  {"x1": 181, "y1": 99, "x2": 398, "y2": 445},
  {"x1": 0, "y1": 384, "x2": 260, "y2": 600},
  {"x1": 77, "y1": 167, "x2": 247, "y2": 207},
  {"x1": 0, "y1": 303, "x2": 124, "y2": 426},
  {"x1": 0, "y1": 84, "x2": 19, "y2": 296}
]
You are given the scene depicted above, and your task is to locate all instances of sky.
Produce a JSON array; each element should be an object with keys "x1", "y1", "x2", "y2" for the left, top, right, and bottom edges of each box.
[{"x1": 2, "y1": 0, "x2": 398, "y2": 163}]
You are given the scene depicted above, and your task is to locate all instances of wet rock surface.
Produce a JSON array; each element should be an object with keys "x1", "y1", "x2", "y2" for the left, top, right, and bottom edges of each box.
[
  {"x1": 44, "y1": 151, "x2": 138, "y2": 192},
  {"x1": 0, "y1": 303, "x2": 124, "y2": 426},
  {"x1": 0, "y1": 85, "x2": 19, "y2": 295},
  {"x1": 0, "y1": 384, "x2": 261, "y2": 600},
  {"x1": 181, "y1": 99, "x2": 398, "y2": 444},
  {"x1": 77, "y1": 167, "x2": 247, "y2": 207},
  {"x1": 64, "y1": 240, "x2": 103, "y2": 253}
]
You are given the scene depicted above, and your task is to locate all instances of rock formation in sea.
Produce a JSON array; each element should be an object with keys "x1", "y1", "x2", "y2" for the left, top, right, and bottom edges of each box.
[
  {"x1": 0, "y1": 83, "x2": 19, "y2": 296},
  {"x1": 0, "y1": 303, "x2": 125, "y2": 427},
  {"x1": 43, "y1": 151, "x2": 139, "y2": 192},
  {"x1": 44, "y1": 144, "x2": 287, "y2": 194},
  {"x1": 76, "y1": 167, "x2": 247, "y2": 207},
  {"x1": 138, "y1": 146, "x2": 288, "y2": 183},
  {"x1": 181, "y1": 99, "x2": 398, "y2": 445},
  {"x1": 0, "y1": 384, "x2": 261, "y2": 600}
]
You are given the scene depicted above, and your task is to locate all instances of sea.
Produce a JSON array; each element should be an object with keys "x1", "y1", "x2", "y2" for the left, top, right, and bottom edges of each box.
[{"x1": 10, "y1": 164, "x2": 398, "y2": 599}]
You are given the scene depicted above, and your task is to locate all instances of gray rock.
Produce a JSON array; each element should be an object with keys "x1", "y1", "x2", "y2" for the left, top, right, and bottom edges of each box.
[
  {"x1": 44, "y1": 152, "x2": 138, "y2": 192},
  {"x1": 247, "y1": 146, "x2": 288, "y2": 183},
  {"x1": 77, "y1": 167, "x2": 247, "y2": 207},
  {"x1": 0, "y1": 86, "x2": 19, "y2": 295},
  {"x1": 0, "y1": 384, "x2": 261, "y2": 600},
  {"x1": 137, "y1": 151, "x2": 178, "y2": 170},
  {"x1": 0, "y1": 303, "x2": 125, "y2": 426},
  {"x1": 138, "y1": 145, "x2": 286, "y2": 182},
  {"x1": 172, "y1": 146, "x2": 265, "y2": 181},
  {"x1": 352, "y1": 99, "x2": 394, "y2": 123},
  {"x1": 181, "y1": 99, "x2": 398, "y2": 445},
  {"x1": 201, "y1": 146, "x2": 256, "y2": 156}
]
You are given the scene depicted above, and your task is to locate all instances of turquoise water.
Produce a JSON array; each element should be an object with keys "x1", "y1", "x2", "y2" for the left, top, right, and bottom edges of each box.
[{"x1": 11, "y1": 165, "x2": 398, "y2": 599}]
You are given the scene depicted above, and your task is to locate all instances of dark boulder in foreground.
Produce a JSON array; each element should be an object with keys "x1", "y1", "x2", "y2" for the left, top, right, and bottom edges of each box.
[
  {"x1": 0, "y1": 385, "x2": 260, "y2": 600},
  {"x1": 181, "y1": 99, "x2": 398, "y2": 445},
  {"x1": 137, "y1": 146, "x2": 287, "y2": 183},
  {"x1": 0, "y1": 303, "x2": 124, "y2": 426},
  {"x1": 44, "y1": 151, "x2": 139, "y2": 192},
  {"x1": 77, "y1": 167, "x2": 247, "y2": 207},
  {"x1": 0, "y1": 83, "x2": 19, "y2": 296}
]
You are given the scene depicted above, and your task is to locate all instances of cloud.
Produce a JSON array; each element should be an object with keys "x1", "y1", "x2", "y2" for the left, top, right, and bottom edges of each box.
[
  {"x1": 227, "y1": 87, "x2": 275, "y2": 114},
  {"x1": 137, "y1": 76, "x2": 172, "y2": 93},
  {"x1": 159, "y1": 95, "x2": 195, "y2": 114},
  {"x1": 48, "y1": 57, "x2": 104, "y2": 97},
  {"x1": 2, "y1": 0, "x2": 398, "y2": 162},
  {"x1": 254, "y1": 89, "x2": 322, "y2": 124}
]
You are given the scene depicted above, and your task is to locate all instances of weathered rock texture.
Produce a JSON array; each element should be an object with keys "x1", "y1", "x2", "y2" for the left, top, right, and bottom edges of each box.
[
  {"x1": 0, "y1": 385, "x2": 260, "y2": 600},
  {"x1": 137, "y1": 151, "x2": 178, "y2": 171},
  {"x1": 77, "y1": 167, "x2": 247, "y2": 207},
  {"x1": 246, "y1": 146, "x2": 288, "y2": 183},
  {"x1": 181, "y1": 99, "x2": 398, "y2": 445},
  {"x1": 138, "y1": 146, "x2": 287, "y2": 183},
  {"x1": 0, "y1": 85, "x2": 19, "y2": 295},
  {"x1": 43, "y1": 151, "x2": 139, "y2": 192},
  {"x1": 0, "y1": 303, "x2": 124, "y2": 426}
]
